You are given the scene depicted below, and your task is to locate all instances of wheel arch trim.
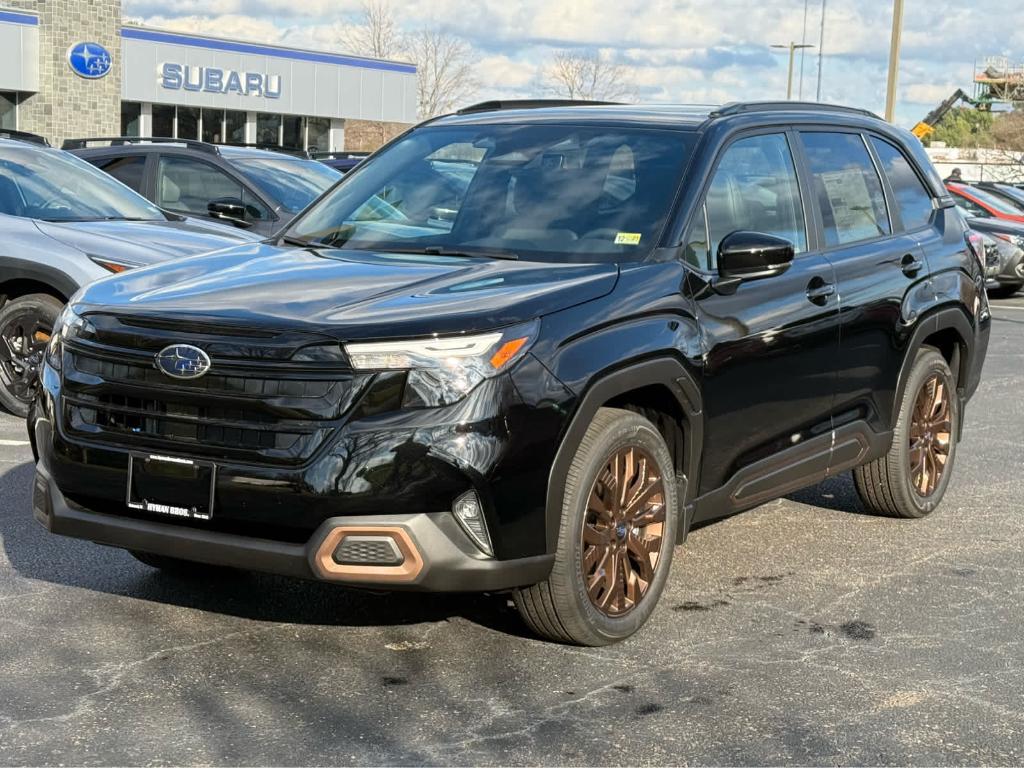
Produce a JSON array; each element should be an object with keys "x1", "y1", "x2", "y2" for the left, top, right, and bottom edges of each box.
[
  {"x1": 544, "y1": 357, "x2": 703, "y2": 554},
  {"x1": 894, "y1": 305, "x2": 974, "y2": 422}
]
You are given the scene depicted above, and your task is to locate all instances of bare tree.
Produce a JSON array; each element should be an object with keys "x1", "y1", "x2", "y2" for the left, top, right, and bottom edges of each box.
[
  {"x1": 545, "y1": 49, "x2": 634, "y2": 102},
  {"x1": 336, "y1": 0, "x2": 410, "y2": 148},
  {"x1": 338, "y1": 0, "x2": 406, "y2": 60},
  {"x1": 408, "y1": 29, "x2": 479, "y2": 118}
]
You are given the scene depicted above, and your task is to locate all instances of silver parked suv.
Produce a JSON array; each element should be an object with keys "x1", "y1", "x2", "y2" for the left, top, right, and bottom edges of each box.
[{"x1": 0, "y1": 133, "x2": 259, "y2": 416}]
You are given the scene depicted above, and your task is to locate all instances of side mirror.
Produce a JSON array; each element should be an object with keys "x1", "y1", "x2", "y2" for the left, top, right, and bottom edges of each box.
[
  {"x1": 207, "y1": 197, "x2": 250, "y2": 226},
  {"x1": 717, "y1": 231, "x2": 795, "y2": 281}
]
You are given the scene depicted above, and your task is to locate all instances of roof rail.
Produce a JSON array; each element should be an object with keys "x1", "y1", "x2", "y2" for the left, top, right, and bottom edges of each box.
[
  {"x1": 61, "y1": 136, "x2": 219, "y2": 153},
  {"x1": 456, "y1": 99, "x2": 621, "y2": 115},
  {"x1": 710, "y1": 101, "x2": 882, "y2": 120},
  {"x1": 218, "y1": 142, "x2": 311, "y2": 158},
  {"x1": 0, "y1": 129, "x2": 50, "y2": 147}
]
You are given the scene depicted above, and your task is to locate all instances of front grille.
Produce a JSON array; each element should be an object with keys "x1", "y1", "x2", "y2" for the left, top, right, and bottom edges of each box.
[{"x1": 62, "y1": 337, "x2": 368, "y2": 466}]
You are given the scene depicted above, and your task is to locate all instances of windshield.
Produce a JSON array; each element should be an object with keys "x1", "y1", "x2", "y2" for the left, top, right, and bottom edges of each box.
[
  {"x1": 992, "y1": 184, "x2": 1024, "y2": 207},
  {"x1": 286, "y1": 124, "x2": 695, "y2": 262},
  {"x1": 229, "y1": 156, "x2": 341, "y2": 213},
  {"x1": 0, "y1": 145, "x2": 165, "y2": 222}
]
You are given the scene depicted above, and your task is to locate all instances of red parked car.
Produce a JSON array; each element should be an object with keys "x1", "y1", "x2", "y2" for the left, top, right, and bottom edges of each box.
[{"x1": 947, "y1": 182, "x2": 1024, "y2": 223}]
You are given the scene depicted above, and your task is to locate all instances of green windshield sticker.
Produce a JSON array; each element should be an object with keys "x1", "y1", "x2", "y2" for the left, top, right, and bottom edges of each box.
[{"x1": 614, "y1": 232, "x2": 642, "y2": 245}]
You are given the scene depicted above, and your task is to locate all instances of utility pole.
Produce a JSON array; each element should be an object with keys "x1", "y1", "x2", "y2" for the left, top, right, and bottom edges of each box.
[
  {"x1": 884, "y1": 0, "x2": 905, "y2": 122},
  {"x1": 773, "y1": 42, "x2": 815, "y2": 100},
  {"x1": 798, "y1": 0, "x2": 810, "y2": 98},
  {"x1": 816, "y1": 0, "x2": 827, "y2": 101}
]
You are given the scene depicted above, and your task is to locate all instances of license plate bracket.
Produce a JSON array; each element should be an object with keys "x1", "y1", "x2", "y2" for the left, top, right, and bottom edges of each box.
[{"x1": 127, "y1": 453, "x2": 216, "y2": 521}]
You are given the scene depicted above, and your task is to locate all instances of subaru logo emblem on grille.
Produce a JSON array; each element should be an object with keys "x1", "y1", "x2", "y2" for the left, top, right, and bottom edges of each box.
[{"x1": 155, "y1": 344, "x2": 212, "y2": 380}]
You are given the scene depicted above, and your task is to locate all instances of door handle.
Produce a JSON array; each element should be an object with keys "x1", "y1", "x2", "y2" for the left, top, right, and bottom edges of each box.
[
  {"x1": 806, "y1": 279, "x2": 836, "y2": 304},
  {"x1": 901, "y1": 253, "x2": 925, "y2": 277}
]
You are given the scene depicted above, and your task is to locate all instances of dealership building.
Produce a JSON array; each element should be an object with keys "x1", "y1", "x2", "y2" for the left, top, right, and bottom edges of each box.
[{"x1": 0, "y1": 0, "x2": 418, "y2": 150}]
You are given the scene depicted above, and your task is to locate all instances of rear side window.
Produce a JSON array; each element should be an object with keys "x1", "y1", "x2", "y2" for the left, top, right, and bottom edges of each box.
[
  {"x1": 94, "y1": 155, "x2": 146, "y2": 193},
  {"x1": 801, "y1": 132, "x2": 891, "y2": 247},
  {"x1": 870, "y1": 137, "x2": 934, "y2": 231},
  {"x1": 703, "y1": 133, "x2": 807, "y2": 261}
]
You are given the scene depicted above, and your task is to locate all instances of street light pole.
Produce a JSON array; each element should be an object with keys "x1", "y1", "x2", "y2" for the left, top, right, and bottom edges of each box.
[
  {"x1": 816, "y1": 0, "x2": 827, "y2": 101},
  {"x1": 772, "y1": 42, "x2": 815, "y2": 100},
  {"x1": 884, "y1": 0, "x2": 905, "y2": 122}
]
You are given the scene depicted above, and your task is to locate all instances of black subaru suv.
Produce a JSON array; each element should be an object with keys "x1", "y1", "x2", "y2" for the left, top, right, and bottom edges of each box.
[{"x1": 30, "y1": 101, "x2": 990, "y2": 645}]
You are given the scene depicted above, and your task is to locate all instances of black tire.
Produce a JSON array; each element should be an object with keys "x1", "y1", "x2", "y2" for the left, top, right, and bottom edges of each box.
[
  {"x1": 0, "y1": 294, "x2": 64, "y2": 418},
  {"x1": 988, "y1": 283, "x2": 1022, "y2": 300},
  {"x1": 853, "y1": 348, "x2": 958, "y2": 518},
  {"x1": 514, "y1": 408, "x2": 678, "y2": 645}
]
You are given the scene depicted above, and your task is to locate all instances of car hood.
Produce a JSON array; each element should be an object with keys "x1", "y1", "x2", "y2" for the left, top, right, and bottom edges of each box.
[
  {"x1": 75, "y1": 243, "x2": 620, "y2": 339},
  {"x1": 35, "y1": 217, "x2": 261, "y2": 267}
]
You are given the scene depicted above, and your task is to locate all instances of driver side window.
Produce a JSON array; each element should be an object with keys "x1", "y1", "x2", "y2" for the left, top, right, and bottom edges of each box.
[{"x1": 695, "y1": 133, "x2": 807, "y2": 267}]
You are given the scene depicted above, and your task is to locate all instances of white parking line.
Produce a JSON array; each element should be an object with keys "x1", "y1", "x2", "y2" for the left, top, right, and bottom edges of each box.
[
  {"x1": 992, "y1": 305, "x2": 1024, "y2": 311},
  {"x1": 0, "y1": 439, "x2": 29, "y2": 446}
]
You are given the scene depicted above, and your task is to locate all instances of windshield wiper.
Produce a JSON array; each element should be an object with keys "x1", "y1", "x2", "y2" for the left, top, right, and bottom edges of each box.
[{"x1": 421, "y1": 246, "x2": 519, "y2": 261}]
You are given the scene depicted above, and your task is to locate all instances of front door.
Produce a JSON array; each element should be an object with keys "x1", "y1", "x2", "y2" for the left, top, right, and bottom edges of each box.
[{"x1": 684, "y1": 131, "x2": 841, "y2": 504}]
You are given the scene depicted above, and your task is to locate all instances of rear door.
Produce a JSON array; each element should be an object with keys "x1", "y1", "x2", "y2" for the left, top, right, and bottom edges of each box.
[
  {"x1": 796, "y1": 129, "x2": 932, "y2": 441},
  {"x1": 686, "y1": 130, "x2": 841, "y2": 500}
]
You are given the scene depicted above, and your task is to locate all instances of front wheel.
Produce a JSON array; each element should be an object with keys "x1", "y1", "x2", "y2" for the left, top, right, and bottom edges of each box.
[
  {"x1": 0, "y1": 294, "x2": 64, "y2": 418},
  {"x1": 853, "y1": 348, "x2": 959, "y2": 518},
  {"x1": 514, "y1": 408, "x2": 678, "y2": 645}
]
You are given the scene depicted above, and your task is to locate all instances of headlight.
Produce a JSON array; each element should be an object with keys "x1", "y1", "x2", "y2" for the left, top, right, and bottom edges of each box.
[
  {"x1": 44, "y1": 305, "x2": 94, "y2": 371},
  {"x1": 89, "y1": 255, "x2": 138, "y2": 274},
  {"x1": 344, "y1": 320, "x2": 538, "y2": 407}
]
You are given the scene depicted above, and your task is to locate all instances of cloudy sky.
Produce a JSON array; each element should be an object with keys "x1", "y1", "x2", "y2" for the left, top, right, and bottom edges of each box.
[{"x1": 123, "y1": 0, "x2": 1021, "y2": 127}]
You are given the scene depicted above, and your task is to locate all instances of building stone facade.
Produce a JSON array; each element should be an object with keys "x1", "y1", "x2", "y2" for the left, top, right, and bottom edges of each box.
[{"x1": 7, "y1": 0, "x2": 122, "y2": 145}]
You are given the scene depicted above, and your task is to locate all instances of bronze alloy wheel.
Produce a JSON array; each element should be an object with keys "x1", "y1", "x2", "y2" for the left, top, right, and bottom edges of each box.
[
  {"x1": 580, "y1": 445, "x2": 666, "y2": 617},
  {"x1": 909, "y1": 373, "x2": 952, "y2": 498}
]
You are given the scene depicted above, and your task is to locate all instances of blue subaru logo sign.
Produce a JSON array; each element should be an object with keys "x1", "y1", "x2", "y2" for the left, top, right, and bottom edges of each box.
[
  {"x1": 155, "y1": 344, "x2": 212, "y2": 380},
  {"x1": 67, "y1": 42, "x2": 113, "y2": 79}
]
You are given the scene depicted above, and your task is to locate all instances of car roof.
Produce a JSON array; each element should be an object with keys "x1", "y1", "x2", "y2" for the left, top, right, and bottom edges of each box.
[{"x1": 430, "y1": 100, "x2": 885, "y2": 131}]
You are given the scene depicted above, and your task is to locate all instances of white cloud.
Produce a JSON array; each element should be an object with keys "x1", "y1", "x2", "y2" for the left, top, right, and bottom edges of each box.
[{"x1": 125, "y1": 0, "x2": 1024, "y2": 127}]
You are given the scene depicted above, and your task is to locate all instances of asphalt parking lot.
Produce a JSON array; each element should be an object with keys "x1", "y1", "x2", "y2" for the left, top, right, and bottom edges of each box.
[{"x1": 0, "y1": 297, "x2": 1021, "y2": 767}]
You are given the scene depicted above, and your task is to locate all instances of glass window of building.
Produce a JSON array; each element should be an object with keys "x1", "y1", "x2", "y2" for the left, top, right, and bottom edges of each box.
[
  {"x1": 152, "y1": 104, "x2": 175, "y2": 138},
  {"x1": 225, "y1": 110, "x2": 246, "y2": 144},
  {"x1": 120, "y1": 102, "x2": 141, "y2": 136},
  {"x1": 256, "y1": 113, "x2": 281, "y2": 146},
  {"x1": 307, "y1": 117, "x2": 330, "y2": 153},
  {"x1": 177, "y1": 107, "x2": 200, "y2": 140},
  {"x1": 201, "y1": 109, "x2": 223, "y2": 144},
  {"x1": 0, "y1": 92, "x2": 17, "y2": 130},
  {"x1": 282, "y1": 115, "x2": 302, "y2": 149}
]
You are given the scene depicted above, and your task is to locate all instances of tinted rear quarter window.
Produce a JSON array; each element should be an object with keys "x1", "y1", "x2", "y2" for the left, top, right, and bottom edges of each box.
[
  {"x1": 801, "y1": 132, "x2": 890, "y2": 247},
  {"x1": 95, "y1": 155, "x2": 146, "y2": 193},
  {"x1": 870, "y1": 137, "x2": 934, "y2": 231}
]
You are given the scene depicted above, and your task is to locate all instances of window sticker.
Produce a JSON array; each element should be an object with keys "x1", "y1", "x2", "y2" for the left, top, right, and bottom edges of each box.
[{"x1": 614, "y1": 232, "x2": 642, "y2": 245}]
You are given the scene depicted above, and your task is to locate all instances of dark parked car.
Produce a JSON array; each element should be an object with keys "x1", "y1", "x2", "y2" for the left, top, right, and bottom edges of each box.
[
  {"x1": 0, "y1": 136, "x2": 258, "y2": 417},
  {"x1": 975, "y1": 181, "x2": 1024, "y2": 211},
  {"x1": 65, "y1": 138, "x2": 341, "y2": 237},
  {"x1": 313, "y1": 151, "x2": 370, "y2": 173},
  {"x1": 31, "y1": 101, "x2": 990, "y2": 645},
  {"x1": 962, "y1": 214, "x2": 1024, "y2": 297}
]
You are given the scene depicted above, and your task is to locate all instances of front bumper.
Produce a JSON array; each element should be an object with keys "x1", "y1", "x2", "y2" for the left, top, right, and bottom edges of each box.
[{"x1": 32, "y1": 457, "x2": 553, "y2": 592}]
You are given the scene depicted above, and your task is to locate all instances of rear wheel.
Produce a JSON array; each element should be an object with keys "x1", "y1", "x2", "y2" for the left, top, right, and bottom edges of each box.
[
  {"x1": 0, "y1": 294, "x2": 63, "y2": 417},
  {"x1": 514, "y1": 408, "x2": 678, "y2": 645},
  {"x1": 853, "y1": 348, "x2": 958, "y2": 518}
]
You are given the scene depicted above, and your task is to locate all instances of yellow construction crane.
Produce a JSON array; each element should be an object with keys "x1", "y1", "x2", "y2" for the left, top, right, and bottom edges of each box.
[{"x1": 912, "y1": 88, "x2": 978, "y2": 139}]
